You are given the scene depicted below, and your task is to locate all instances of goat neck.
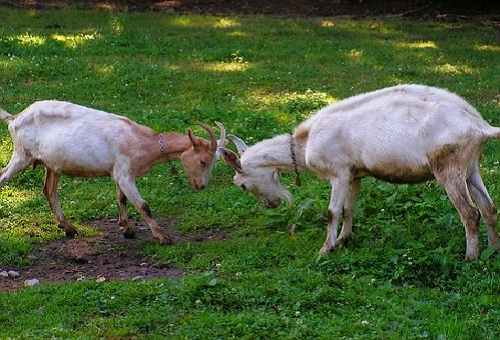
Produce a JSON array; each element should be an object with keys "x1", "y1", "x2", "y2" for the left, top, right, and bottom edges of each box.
[
  {"x1": 158, "y1": 132, "x2": 194, "y2": 160},
  {"x1": 242, "y1": 134, "x2": 308, "y2": 173}
]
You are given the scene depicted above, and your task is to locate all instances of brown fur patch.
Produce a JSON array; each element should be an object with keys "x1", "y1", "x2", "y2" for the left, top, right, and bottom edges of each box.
[
  {"x1": 142, "y1": 203, "x2": 152, "y2": 218},
  {"x1": 119, "y1": 194, "x2": 127, "y2": 206},
  {"x1": 327, "y1": 209, "x2": 333, "y2": 225},
  {"x1": 428, "y1": 142, "x2": 481, "y2": 238},
  {"x1": 119, "y1": 116, "x2": 135, "y2": 127},
  {"x1": 428, "y1": 143, "x2": 460, "y2": 173},
  {"x1": 365, "y1": 164, "x2": 433, "y2": 184},
  {"x1": 294, "y1": 126, "x2": 309, "y2": 143},
  {"x1": 60, "y1": 165, "x2": 109, "y2": 177}
]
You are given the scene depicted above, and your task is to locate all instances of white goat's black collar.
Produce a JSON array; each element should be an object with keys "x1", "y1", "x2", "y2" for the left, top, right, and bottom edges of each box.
[
  {"x1": 159, "y1": 133, "x2": 178, "y2": 175},
  {"x1": 290, "y1": 135, "x2": 302, "y2": 187}
]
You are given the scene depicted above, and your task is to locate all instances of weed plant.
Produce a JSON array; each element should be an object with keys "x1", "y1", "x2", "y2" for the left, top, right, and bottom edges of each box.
[{"x1": 0, "y1": 8, "x2": 499, "y2": 338}]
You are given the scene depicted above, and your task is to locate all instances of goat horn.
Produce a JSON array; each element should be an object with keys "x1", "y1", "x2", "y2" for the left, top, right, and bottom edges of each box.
[
  {"x1": 196, "y1": 122, "x2": 217, "y2": 151},
  {"x1": 214, "y1": 121, "x2": 228, "y2": 148},
  {"x1": 228, "y1": 134, "x2": 248, "y2": 155}
]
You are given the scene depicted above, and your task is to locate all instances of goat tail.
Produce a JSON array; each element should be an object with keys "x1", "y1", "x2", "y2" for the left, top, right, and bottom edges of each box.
[
  {"x1": 483, "y1": 125, "x2": 500, "y2": 140},
  {"x1": 0, "y1": 107, "x2": 13, "y2": 122}
]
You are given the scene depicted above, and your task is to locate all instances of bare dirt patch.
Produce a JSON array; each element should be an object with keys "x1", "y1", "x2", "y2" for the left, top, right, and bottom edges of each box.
[{"x1": 0, "y1": 218, "x2": 228, "y2": 292}]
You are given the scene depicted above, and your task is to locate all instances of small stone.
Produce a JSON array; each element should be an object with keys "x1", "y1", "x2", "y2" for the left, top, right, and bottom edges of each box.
[
  {"x1": 8, "y1": 270, "x2": 20, "y2": 278},
  {"x1": 0, "y1": 271, "x2": 9, "y2": 278},
  {"x1": 109, "y1": 218, "x2": 118, "y2": 223},
  {"x1": 140, "y1": 262, "x2": 149, "y2": 267},
  {"x1": 24, "y1": 278, "x2": 40, "y2": 287},
  {"x1": 96, "y1": 276, "x2": 106, "y2": 283},
  {"x1": 132, "y1": 276, "x2": 144, "y2": 281}
]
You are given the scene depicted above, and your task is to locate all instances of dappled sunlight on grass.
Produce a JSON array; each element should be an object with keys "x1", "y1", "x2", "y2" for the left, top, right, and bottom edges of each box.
[
  {"x1": 201, "y1": 61, "x2": 253, "y2": 73},
  {"x1": 169, "y1": 16, "x2": 197, "y2": 27},
  {"x1": 397, "y1": 41, "x2": 438, "y2": 49},
  {"x1": 319, "y1": 20, "x2": 336, "y2": 27},
  {"x1": 227, "y1": 31, "x2": 247, "y2": 37},
  {"x1": 0, "y1": 186, "x2": 37, "y2": 204},
  {"x1": 0, "y1": 139, "x2": 14, "y2": 165},
  {"x1": 14, "y1": 34, "x2": 46, "y2": 46},
  {"x1": 213, "y1": 17, "x2": 240, "y2": 29},
  {"x1": 51, "y1": 33, "x2": 99, "y2": 49},
  {"x1": 94, "y1": 63, "x2": 117, "y2": 74},
  {"x1": 248, "y1": 89, "x2": 338, "y2": 124},
  {"x1": 166, "y1": 15, "x2": 242, "y2": 29},
  {"x1": 95, "y1": 2, "x2": 117, "y2": 11},
  {"x1": 250, "y1": 89, "x2": 337, "y2": 108},
  {"x1": 109, "y1": 16, "x2": 124, "y2": 35},
  {"x1": 430, "y1": 63, "x2": 475, "y2": 75},
  {"x1": 475, "y1": 44, "x2": 500, "y2": 52},
  {"x1": 347, "y1": 48, "x2": 364, "y2": 62}
]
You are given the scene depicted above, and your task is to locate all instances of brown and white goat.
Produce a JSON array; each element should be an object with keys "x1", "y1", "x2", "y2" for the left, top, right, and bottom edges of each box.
[
  {"x1": 221, "y1": 84, "x2": 500, "y2": 260},
  {"x1": 0, "y1": 100, "x2": 226, "y2": 244}
]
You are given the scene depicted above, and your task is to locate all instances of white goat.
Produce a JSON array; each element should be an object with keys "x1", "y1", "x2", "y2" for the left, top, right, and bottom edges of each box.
[
  {"x1": 221, "y1": 84, "x2": 500, "y2": 260},
  {"x1": 0, "y1": 100, "x2": 226, "y2": 244}
]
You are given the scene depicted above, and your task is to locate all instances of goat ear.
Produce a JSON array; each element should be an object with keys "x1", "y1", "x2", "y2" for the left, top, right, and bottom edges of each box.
[
  {"x1": 272, "y1": 171, "x2": 280, "y2": 182},
  {"x1": 188, "y1": 128, "x2": 202, "y2": 148},
  {"x1": 220, "y1": 147, "x2": 243, "y2": 173},
  {"x1": 228, "y1": 134, "x2": 248, "y2": 155}
]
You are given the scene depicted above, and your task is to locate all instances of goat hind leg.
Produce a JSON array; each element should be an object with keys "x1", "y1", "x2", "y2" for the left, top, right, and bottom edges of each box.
[
  {"x1": 467, "y1": 167, "x2": 499, "y2": 250},
  {"x1": 436, "y1": 171, "x2": 480, "y2": 260},
  {"x1": 116, "y1": 183, "x2": 135, "y2": 239},
  {"x1": 43, "y1": 168, "x2": 78, "y2": 237},
  {"x1": 0, "y1": 152, "x2": 30, "y2": 187}
]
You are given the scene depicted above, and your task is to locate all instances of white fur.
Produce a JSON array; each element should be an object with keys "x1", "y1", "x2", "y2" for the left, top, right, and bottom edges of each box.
[{"x1": 222, "y1": 84, "x2": 500, "y2": 260}]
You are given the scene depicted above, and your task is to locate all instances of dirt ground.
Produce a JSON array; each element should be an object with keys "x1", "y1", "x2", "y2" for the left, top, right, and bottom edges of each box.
[
  {"x1": 0, "y1": 219, "x2": 228, "y2": 291},
  {"x1": 2, "y1": 0, "x2": 499, "y2": 20}
]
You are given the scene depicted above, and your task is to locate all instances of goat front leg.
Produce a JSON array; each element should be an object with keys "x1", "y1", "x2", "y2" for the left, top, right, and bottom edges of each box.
[
  {"x1": 43, "y1": 168, "x2": 78, "y2": 237},
  {"x1": 116, "y1": 176, "x2": 171, "y2": 245},
  {"x1": 116, "y1": 183, "x2": 135, "y2": 239},
  {"x1": 319, "y1": 175, "x2": 351, "y2": 256},
  {"x1": 336, "y1": 179, "x2": 361, "y2": 246}
]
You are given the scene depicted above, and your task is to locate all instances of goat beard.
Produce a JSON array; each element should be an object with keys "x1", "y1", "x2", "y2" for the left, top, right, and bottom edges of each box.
[{"x1": 280, "y1": 190, "x2": 294, "y2": 206}]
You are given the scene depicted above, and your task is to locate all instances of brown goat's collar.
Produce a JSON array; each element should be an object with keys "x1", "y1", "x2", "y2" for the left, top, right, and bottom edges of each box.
[
  {"x1": 159, "y1": 133, "x2": 178, "y2": 175},
  {"x1": 159, "y1": 133, "x2": 166, "y2": 154}
]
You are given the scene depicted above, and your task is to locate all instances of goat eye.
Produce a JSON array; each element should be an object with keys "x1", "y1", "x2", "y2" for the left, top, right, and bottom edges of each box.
[{"x1": 200, "y1": 160, "x2": 206, "y2": 165}]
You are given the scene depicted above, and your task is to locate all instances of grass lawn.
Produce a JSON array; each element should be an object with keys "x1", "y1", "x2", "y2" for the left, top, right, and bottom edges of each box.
[{"x1": 0, "y1": 8, "x2": 499, "y2": 338}]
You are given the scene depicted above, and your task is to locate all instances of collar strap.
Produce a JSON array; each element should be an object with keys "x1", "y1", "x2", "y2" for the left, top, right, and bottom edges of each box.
[
  {"x1": 290, "y1": 135, "x2": 302, "y2": 187},
  {"x1": 159, "y1": 133, "x2": 166, "y2": 154},
  {"x1": 159, "y1": 133, "x2": 178, "y2": 175}
]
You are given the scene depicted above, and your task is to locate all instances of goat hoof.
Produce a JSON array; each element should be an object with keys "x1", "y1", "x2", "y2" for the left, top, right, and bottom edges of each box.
[
  {"x1": 65, "y1": 230, "x2": 77, "y2": 238},
  {"x1": 158, "y1": 237, "x2": 173, "y2": 246},
  {"x1": 465, "y1": 253, "x2": 479, "y2": 260},
  {"x1": 318, "y1": 244, "x2": 334, "y2": 257},
  {"x1": 123, "y1": 231, "x2": 136, "y2": 239}
]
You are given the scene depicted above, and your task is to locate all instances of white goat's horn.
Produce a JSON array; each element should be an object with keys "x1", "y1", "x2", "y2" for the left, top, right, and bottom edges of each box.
[
  {"x1": 214, "y1": 121, "x2": 228, "y2": 148},
  {"x1": 228, "y1": 134, "x2": 248, "y2": 155}
]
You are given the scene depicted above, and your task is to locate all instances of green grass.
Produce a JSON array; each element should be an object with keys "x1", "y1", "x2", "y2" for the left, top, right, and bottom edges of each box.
[{"x1": 1, "y1": 8, "x2": 500, "y2": 338}]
